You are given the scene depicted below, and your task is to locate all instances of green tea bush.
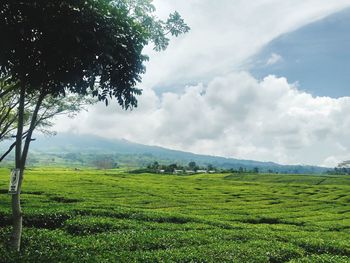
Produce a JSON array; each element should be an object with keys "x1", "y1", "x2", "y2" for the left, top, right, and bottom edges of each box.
[
  {"x1": 289, "y1": 254, "x2": 350, "y2": 263},
  {"x1": 0, "y1": 168, "x2": 349, "y2": 262},
  {"x1": 64, "y1": 216, "x2": 139, "y2": 235}
]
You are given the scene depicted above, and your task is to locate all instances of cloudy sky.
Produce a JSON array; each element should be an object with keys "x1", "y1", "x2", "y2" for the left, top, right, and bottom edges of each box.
[{"x1": 54, "y1": 1, "x2": 350, "y2": 167}]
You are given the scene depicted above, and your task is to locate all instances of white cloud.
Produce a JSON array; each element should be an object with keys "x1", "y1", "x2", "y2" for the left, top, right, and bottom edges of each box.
[
  {"x1": 266, "y1": 53, "x2": 283, "y2": 65},
  {"x1": 142, "y1": 0, "x2": 350, "y2": 89},
  {"x1": 53, "y1": 72, "x2": 350, "y2": 166},
  {"x1": 50, "y1": 2, "x2": 350, "y2": 167}
]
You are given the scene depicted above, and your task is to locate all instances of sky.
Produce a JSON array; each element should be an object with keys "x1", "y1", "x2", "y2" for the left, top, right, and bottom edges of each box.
[
  {"x1": 54, "y1": 1, "x2": 350, "y2": 167},
  {"x1": 250, "y1": 7, "x2": 350, "y2": 98}
]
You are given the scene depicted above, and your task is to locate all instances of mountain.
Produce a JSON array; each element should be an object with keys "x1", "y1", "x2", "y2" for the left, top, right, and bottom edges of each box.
[{"x1": 1, "y1": 133, "x2": 329, "y2": 174}]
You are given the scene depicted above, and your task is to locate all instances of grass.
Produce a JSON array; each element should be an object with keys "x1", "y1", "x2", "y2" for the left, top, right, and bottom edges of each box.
[{"x1": 0, "y1": 168, "x2": 349, "y2": 262}]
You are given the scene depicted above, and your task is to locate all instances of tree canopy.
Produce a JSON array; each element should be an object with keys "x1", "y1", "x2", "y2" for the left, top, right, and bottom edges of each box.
[
  {"x1": 0, "y1": 0, "x2": 189, "y2": 108},
  {"x1": 0, "y1": 0, "x2": 145, "y2": 108}
]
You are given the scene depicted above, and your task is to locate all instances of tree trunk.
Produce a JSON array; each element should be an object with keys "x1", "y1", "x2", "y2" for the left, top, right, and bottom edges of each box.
[
  {"x1": 10, "y1": 169, "x2": 24, "y2": 251},
  {"x1": 10, "y1": 83, "x2": 25, "y2": 251},
  {"x1": 10, "y1": 88, "x2": 45, "y2": 251},
  {"x1": 22, "y1": 94, "x2": 44, "y2": 162}
]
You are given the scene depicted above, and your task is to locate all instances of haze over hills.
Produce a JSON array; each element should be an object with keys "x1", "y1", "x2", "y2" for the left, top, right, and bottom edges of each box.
[{"x1": 0, "y1": 133, "x2": 327, "y2": 174}]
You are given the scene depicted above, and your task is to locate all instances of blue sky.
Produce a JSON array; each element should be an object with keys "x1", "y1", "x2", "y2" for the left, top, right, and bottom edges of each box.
[{"x1": 250, "y1": 7, "x2": 350, "y2": 98}]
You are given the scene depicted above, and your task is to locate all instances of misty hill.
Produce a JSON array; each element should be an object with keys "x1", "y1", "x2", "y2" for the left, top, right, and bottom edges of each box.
[{"x1": 9, "y1": 133, "x2": 328, "y2": 174}]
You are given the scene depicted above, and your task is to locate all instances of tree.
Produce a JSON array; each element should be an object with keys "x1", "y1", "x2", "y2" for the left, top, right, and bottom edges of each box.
[
  {"x1": 166, "y1": 163, "x2": 178, "y2": 173},
  {"x1": 0, "y1": 76, "x2": 92, "y2": 162},
  {"x1": 336, "y1": 160, "x2": 350, "y2": 175},
  {"x1": 147, "y1": 161, "x2": 160, "y2": 171},
  {"x1": 0, "y1": 0, "x2": 189, "y2": 250},
  {"x1": 207, "y1": 164, "x2": 216, "y2": 171},
  {"x1": 0, "y1": 77, "x2": 20, "y2": 143},
  {"x1": 188, "y1": 161, "x2": 198, "y2": 171}
]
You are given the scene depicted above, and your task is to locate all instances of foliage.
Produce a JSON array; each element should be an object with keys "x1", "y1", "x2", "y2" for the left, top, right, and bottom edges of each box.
[
  {"x1": 0, "y1": 76, "x2": 93, "y2": 162},
  {"x1": 114, "y1": 0, "x2": 190, "y2": 52},
  {"x1": 0, "y1": 77, "x2": 20, "y2": 141},
  {"x1": 188, "y1": 161, "x2": 198, "y2": 171},
  {"x1": 0, "y1": 0, "x2": 189, "y2": 107},
  {"x1": 333, "y1": 160, "x2": 350, "y2": 175},
  {"x1": 0, "y1": 168, "x2": 349, "y2": 262}
]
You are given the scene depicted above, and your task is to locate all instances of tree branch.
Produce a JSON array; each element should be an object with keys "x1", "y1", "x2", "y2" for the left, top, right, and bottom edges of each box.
[
  {"x1": 0, "y1": 131, "x2": 29, "y2": 162},
  {"x1": 0, "y1": 141, "x2": 16, "y2": 162},
  {"x1": 0, "y1": 84, "x2": 17, "y2": 99},
  {"x1": 21, "y1": 92, "x2": 46, "y2": 166}
]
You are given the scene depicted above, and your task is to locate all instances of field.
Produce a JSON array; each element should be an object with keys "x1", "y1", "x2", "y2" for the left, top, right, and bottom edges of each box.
[{"x1": 0, "y1": 168, "x2": 350, "y2": 262}]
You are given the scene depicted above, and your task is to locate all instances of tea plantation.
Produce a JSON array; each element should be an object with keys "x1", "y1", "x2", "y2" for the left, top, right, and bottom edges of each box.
[{"x1": 0, "y1": 168, "x2": 349, "y2": 262}]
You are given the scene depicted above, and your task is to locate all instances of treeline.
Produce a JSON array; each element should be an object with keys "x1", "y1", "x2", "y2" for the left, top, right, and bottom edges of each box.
[
  {"x1": 327, "y1": 167, "x2": 350, "y2": 175},
  {"x1": 2, "y1": 151, "x2": 334, "y2": 174},
  {"x1": 130, "y1": 161, "x2": 216, "y2": 174},
  {"x1": 326, "y1": 160, "x2": 350, "y2": 175},
  {"x1": 131, "y1": 162, "x2": 266, "y2": 174}
]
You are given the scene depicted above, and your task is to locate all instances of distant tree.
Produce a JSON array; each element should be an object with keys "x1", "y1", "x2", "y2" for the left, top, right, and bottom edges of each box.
[
  {"x1": 0, "y1": 0, "x2": 189, "y2": 251},
  {"x1": 153, "y1": 161, "x2": 159, "y2": 169},
  {"x1": 336, "y1": 160, "x2": 350, "y2": 175},
  {"x1": 188, "y1": 161, "x2": 198, "y2": 171},
  {"x1": 165, "y1": 163, "x2": 178, "y2": 173},
  {"x1": 238, "y1": 167, "x2": 244, "y2": 173},
  {"x1": 207, "y1": 164, "x2": 216, "y2": 171},
  {"x1": 147, "y1": 161, "x2": 160, "y2": 171},
  {"x1": 253, "y1": 167, "x2": 259, "y2": 174}
]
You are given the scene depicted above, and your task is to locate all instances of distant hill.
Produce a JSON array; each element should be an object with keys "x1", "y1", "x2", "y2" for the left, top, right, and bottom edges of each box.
[{"x1": 1, "y1": 133, "x2": 329, "y2": 174}]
